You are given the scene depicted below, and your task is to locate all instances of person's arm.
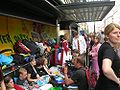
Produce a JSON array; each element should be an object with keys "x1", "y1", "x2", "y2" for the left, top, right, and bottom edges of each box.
[
  {"x1": 64, "y1": 66, "x2": 74, "y2": 85},
  {"x1": 89, "y1": 47, "x2": 98, "y2": 57},
  {"x1": 27, "y1": 74, "x2": 37, "y2": 82},
  {"x1": 64, "y1": 74, "x2": 74, "y2": 85},
  {"x1": 43, "y1": 66, "x2": 50, "y2": 75},
  {"x1": 1, "y1": 80, "x2": 6, "y2": 90},
  {"x1": 43, "y1": 66, "x2": 56, "y2": 76},
  {"x1": 102, "y1": 59, "x2": 120, "y2": 86}
]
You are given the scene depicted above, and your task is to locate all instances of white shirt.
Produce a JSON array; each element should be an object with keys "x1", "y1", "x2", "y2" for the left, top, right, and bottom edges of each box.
[{"x1": 72, "y1": 35, "x2": 87, "y2": 54}]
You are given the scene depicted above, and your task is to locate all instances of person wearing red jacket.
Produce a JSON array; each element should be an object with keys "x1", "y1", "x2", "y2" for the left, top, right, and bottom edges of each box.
[
  {"x1": 4, "y1": 75, "x2": 24, "y2": 90},
  {"x1": 61, "y1": 33, "x2": 71, "y2": 66}
]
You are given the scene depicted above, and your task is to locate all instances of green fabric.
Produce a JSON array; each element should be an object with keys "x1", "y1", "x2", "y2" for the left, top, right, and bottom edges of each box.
[{"x1": 49, "y1": 87, "x2": 62, "y2": 90}]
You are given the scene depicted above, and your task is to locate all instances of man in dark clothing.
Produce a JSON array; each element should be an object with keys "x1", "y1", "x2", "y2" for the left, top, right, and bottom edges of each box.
[{"x1": 64, "y1": 54, "x2": 88, "y2": 90}]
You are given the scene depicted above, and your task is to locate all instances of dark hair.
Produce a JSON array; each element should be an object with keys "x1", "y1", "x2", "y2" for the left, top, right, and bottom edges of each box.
[
  {"x1": 76, "y1": 54, "x2": 85, "y2": 65},
  {"x1": 73, "y1": 31, "x2": 78, "y2": 37},
  {"x1": 94, "y1": 35, "x2": 100, "y2": 44},
  {"x1": 4, "y1": 76, "x2": 12, "y2": 84},
  {"x1": 29, "y1": 56, "x2": 35, "y2": 62},
  {"x1": 72, "y1": 49, "x2": 79, "y2": 54},
  {"x1": 36, "y1": 57, "x2": 47, "y2": 67},
  {"x1": 72, "y1": 49, "x2": 80, "y2": 57}
]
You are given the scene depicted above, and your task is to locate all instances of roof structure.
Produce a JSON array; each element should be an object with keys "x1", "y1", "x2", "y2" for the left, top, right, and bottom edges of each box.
[
  {"x1": 0, "y1": 0, "x2": 115, "y2": 24},
  {"x1": 57, "y1": 0, "x2": 115, "y2": 23}
]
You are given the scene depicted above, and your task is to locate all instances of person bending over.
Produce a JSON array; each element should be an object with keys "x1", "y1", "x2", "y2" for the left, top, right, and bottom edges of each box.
[{"x1": 64, "y1": 55, "x2": 88, "y2": 90}]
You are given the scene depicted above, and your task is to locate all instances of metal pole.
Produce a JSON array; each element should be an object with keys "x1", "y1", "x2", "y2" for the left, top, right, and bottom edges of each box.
[
  {"x1": 94, "y1": 21, "x2": 96, "y2": 34},
  {"x1": 56, "y1": 19, "x2": 60, "y2": 44}
]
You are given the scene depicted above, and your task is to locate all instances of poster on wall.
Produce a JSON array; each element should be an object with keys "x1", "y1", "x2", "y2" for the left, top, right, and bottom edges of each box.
[
  {"x1": 33, "y1": 22, "x2": 57, "y2": 42},
  {"x1": 0, "y1": 16, "x2": 32, "y2": 51}
]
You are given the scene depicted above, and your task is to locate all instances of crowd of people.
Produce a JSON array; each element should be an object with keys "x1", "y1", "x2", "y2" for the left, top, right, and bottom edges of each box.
[{"x1": 0, "y1": 23, "x2": 120, "y2": 90}]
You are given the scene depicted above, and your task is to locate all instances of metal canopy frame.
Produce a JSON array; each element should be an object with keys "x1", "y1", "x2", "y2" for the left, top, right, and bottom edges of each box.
[
  {"x1": 57, "y1": 0, "x2": 115, "y2": 23},
  {"x1": 0, "y1": 0, "x2": 115, "y2": 25},
  {"x1": 0, "y1": 0, "x2": 63, "y2": 25}
]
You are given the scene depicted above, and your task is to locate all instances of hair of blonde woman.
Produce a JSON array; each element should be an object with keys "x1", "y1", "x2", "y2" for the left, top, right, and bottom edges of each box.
[
  {"x1": 19, "y1": 68, "x2": 27, "y2": 74},
  {"x1": 104, "y1": 23, "x2": 120, "y2": 41},
  {"x1": 104, "y1": 23, "x2": 120, "y2": 47},
  {"x1": 64, "y1": 33, "x2": 69, "y2": 40},
  {"x1": 104, "y1": 23, "x2": 120, "y2": 35}
]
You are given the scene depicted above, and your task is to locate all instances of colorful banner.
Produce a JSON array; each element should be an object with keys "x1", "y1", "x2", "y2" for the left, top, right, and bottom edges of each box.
[
  {"x1": 0, "y1": 16, "x2": 32, "y2": 51},
  {"x1": 0, "y1": 16, "x2": 57, "y2": 52}
]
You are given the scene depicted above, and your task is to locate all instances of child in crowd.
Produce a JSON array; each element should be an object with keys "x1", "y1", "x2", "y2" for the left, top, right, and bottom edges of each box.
[
  {"x1": 4, "y1": 75, "x2": 24, "y2": 90},
  {"x1": 16, "y1": 68, "x2": 33, "y2": 90},
  {"x1": 36, "y1": 57, "x2": 55, "y2": 76},
  {"x1": 27, "y1": 56, "x2": 41, "y2": 83},
  {"x1": 27, "y1": 57, "x2": 53, "y2": 90}
]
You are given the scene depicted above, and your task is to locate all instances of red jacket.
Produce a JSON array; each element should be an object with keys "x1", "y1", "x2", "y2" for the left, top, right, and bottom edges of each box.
[{"x1": 14, "y1": 84, "x2": 24, "y2": 90}]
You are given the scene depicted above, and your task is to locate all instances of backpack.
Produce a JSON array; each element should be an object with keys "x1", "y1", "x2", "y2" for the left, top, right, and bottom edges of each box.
[
  {"x1": 13, "y1": 40, "x2": 30, "y2": 54},
  {"x1": 85, "y1": 66, "x2": 97, "y2": 90}
]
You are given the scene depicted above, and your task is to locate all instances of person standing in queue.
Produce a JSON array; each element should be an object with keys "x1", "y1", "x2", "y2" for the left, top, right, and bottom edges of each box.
[{"x1": 95, "y1": 23, "x2": 120, "y2": 90}]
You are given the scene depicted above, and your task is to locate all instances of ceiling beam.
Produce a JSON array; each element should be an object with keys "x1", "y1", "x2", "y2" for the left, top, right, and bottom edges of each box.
[{"x1": 57, "y1": 1, "x2": 115, "y2": 10}]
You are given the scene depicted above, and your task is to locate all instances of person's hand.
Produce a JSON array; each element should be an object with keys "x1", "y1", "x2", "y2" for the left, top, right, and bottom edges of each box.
[
  {"x1": 68, "y1": 48, "x2": 71, "y2": 51},
  {"x1": 36, "y1": 74, "x2": 41, "y2": 80},
  {"x1": 64, "y1": 66, "x2": 68, "y2": 74},
  {"x1": 118, "y1": 78, "x2": 120, "y2": 87},
  {"x1": 116, "y1": 78, "x2": 120, "y2": 87},
  {"x1": 34, "y1": 79, "x2": 38, "y2": 82}
]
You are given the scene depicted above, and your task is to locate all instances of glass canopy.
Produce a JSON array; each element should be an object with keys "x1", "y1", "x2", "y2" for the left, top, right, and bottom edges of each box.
[{"x1": 57, "y1": 0, "x2": 115, "y2": 22}]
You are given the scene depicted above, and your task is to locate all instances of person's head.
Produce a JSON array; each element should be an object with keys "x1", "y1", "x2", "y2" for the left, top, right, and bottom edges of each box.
[
  {"x1": 64, "y1": 33, "x2": 69, "y2": 40},
  {"x1": 19, "y1": 68, "x2": 27, "y2": 80},
  {"x1": 89, "y1": 33, "x2": 94, "y2": 40},
  {"x1": 36, "y1": 57, "x2": 48, "y2": 67},
  {"x1": 29, "y1": 56, "x2": 36, "y2": 66},
  {"x1": 71, "y1": 49, "x2": 80, "y2": 64},
  {"x1": 4, "y1": 76, "x2": 14, "y2": 89},
  {"x1": 94, "y1": 35, "x2": 100, "y2": 44},
  {"x1": 104, "y1": 23, "x2": 120, "y2": 46},
  {"x1": 72, "y1": 49, "x2": 80, "y2": 57},
  {"x1": 41, "y1": 57, "x2": 48, "y2": 65},
  {"x1": 73, "y1": 31, "x2": 79, "y2": 38},
  {"x1": 73, "y1": 54, "x2": 85, "y2": 68}
]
